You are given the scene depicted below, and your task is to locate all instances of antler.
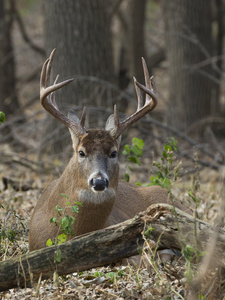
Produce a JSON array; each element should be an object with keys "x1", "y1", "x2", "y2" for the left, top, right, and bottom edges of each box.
[
  {"x1": 40, "y1": 49, "x2": 86, "y2": 136},
  {"x1": 111, "y1": 58, "x2": 158, "y2": 140}
]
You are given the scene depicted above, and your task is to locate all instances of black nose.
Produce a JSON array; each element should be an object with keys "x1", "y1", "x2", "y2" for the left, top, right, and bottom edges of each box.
[{"x1": 90, "y1": 178, "x2": 109, "y2": 191}]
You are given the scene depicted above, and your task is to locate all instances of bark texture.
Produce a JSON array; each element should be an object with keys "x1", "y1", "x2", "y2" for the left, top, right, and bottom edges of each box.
[
  {"x1": 43, "y1": 0, "x2": 114, "y2": 153},
  {"x1": 0, "y1": 0, "x2": 19, "y2": 115},
  {"x1": 0, "y1": 0, "x2": 22, "y2": 144},
  {"x1": 0, "y1": 203, "x2": 225, "y2": 292},
  {"x1": 162, "y1": 0, "x2": 219, "y2": 129}
]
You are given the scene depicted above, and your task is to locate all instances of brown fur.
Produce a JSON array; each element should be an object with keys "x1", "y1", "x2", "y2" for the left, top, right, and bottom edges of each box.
[{"x1": 29, "y1": 128, "x2": 188, "y2": 251}]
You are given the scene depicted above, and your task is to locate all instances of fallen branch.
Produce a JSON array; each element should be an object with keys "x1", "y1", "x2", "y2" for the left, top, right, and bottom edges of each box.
[{"x1": 0, "y1": 203, "x2": 225, "y2": 292}]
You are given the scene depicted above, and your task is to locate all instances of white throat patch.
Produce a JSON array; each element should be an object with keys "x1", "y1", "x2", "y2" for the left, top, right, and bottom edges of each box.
[{"x1": 78, "y1": 188, "x2": 116, "y2": 204}]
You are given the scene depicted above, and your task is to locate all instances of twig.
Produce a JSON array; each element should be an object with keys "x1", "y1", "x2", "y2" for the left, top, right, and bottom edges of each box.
[
  {"x1": 141, "y1": 117, "x2": 224, "y2": 165},
  {"x1": 12, "y1": 2, "x2": 45, "y2": 57},
  {"x1": 0, "y1": 152, "x2": 43, "y2": 172},
  {"x1": 141, "y1": 127, "x2": 220, "y2": 171}
]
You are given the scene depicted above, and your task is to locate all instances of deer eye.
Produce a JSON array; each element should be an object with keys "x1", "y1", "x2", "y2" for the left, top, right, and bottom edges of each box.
[
  {"x1": 110, "y1": 151, "x2": 117, "y2": 158},
  {"x1": 78, "y1": 150, "x2": 85, "y2": 157}
]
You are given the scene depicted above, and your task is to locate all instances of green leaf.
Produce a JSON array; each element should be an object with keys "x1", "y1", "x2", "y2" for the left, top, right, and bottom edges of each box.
[
  {"x1": 166, "y1": 137, "x2": 178, "y2": 152},
  {"x1": 162, "y1": 177, "x2": 171, "y2": 189},
  {"x1": 150, "y1": 176, "x2": 160, "y2": 185},
  {"x1": 122, "y1": 144, "x2": 131, "y2": 156},
  {"x1": 182, "y1": 244, "x2": 195, "y2": 261},
  {"x1": 106, "y1": 272, "x2": 116, "y2": 283},
  {"x1": 60, "y1": 216, "x2": 69, "y2": 229},
  {"x1": 55, "y1": 205, "x2": 63, "y2": 215},
  {"x1": 132, "y1": 137, "x2": 144, "y2": 149},
  {"x1": 72, "y1": 205, "x2": 79, "y2": 213},
  {"x1": 127, "y1": 156, "x2": 140, "y2": 166},
  {"x1": 7, "y1": 229, "x2": 16, "y2": 242},
  {"x1": 57, "y1": 233, "x2": 67, "y2": 244},
  {"x1": 164, "y1": 144, "x2": 172, "y2": 152},
  {"x1": 61, "y1": 193, "x2": 69, "y2": 199},
  {"x1": 131, "y1": 146, "x2": 143, "y2": 157},
  {"x1": 144, "y1": 226, "x2": 154, "y2": 239},
  {"x1": 117, "y1": 269, "x2": 124, "y2": 278},
  {"x1": 50, "y1": 217, "x2": 58, "y2": 225},
  {"x1": 188, "y1": 191, "x2": 200, "y2": 204},
  {"x1": 68, "y1": 215, "x2": 75, "y2": 225},
  {"x1": 0, "y1": 111, "x2": 6, "y2": 123},
  {"x1": 46, "y1": 239, "x2": 53, "y2": 246},
  {"x1": 162, "y1": 150, "x2": 168, "y2": 159},
  {"x1": 94, "y1": 271, "x2": 103, "y2": 277}
]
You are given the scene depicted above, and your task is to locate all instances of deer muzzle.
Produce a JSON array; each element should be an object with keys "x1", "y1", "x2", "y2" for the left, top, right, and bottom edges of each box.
[{"x1": 89, "y1": 173, "x2": 109, "y2": 192}]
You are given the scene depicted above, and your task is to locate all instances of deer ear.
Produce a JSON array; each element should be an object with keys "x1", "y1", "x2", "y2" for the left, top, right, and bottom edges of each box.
[
  {"x1": 68, "y1": 110, "x2": 81, "y2": 149},
  {"x1": 105, "y1": 114, "x2": 122, "y2": 147}
]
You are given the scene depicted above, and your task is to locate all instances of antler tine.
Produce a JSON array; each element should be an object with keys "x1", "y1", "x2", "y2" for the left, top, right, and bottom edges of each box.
[
  {"x1": 79, "y1": 106, "x2": 87, "y2": 127},
  {"x1": 40, "y1": 49, "x2": 86, "y2": 136},
  {"x1": 133, "y1": 77, "x2": 144, "y2": 110},
  {"x1": 49, "y1": 75, "x2": 59, "y2": 110},
  {"x1": 142, "y1": 57, "x2": 152, "y2": 104},
  {"x1": 111, "y1": 58, "x2": 158, "y2": 140}
]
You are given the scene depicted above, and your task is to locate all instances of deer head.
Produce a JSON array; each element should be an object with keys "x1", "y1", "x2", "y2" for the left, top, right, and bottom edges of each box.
[{"x1": 40, "y1": 49, "x2": 157, "y2": 194}]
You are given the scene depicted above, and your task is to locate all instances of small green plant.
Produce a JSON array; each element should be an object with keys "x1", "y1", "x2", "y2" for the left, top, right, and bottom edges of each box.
[
  {"x1": 0, "y1": 205, "x2": 27, "y2": 258},
  {"x1": 149, "y1": 137, "x2": 179, "y2": 190},
  {"x1": 0, "y1": 225, "x2": 16, "y2": 244},
  {"x1": 94, "y1": 269, "x2": 125, "y2": 283},
  {"x1": 122, "y1": 137, "x2": 144, "y2": 182},
  {"x1": 46, "y1": 193, "x2": 82, "y2": 248},
  {"x1": 148, "y1": 138, "x2": 206, "y2": 298},
  {"x1": 0, "y1": 207, "x2": 16, "y2": 246}
]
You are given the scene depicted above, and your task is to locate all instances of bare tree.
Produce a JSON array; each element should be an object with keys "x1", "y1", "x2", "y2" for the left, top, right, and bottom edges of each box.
[
  {"x1": 43, "y1": 0, "x2": 115, "y2": 153},
  {"x1": 161, "y1": 0, "x2": 221, "y2": 130}
]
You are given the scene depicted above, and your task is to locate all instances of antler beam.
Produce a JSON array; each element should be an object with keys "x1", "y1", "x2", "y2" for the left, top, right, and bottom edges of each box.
[
  {"x1": 40, "y1": 49, "x2": 86, "y2": 136},
  {"x1": 111, "y1": 58, "x2": 158, "y2": 139}
]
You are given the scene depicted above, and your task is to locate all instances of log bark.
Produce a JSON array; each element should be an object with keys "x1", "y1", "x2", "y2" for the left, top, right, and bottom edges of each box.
[{"x1": 0, "y1": 203, "x2": 225, "y2": 292}]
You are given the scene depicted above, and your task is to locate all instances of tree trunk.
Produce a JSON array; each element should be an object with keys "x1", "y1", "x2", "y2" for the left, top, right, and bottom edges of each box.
[
  {"x1": 115, "y1": 0, "x2": 147, "y2": 86},
  {"x1": 128, "y1": 0, "x2": 146, "y2": 83},
  {"x1": 43, "y1": 0, "x2": 115, "y2": 154},
  {"x1": 0, "y1": 203, "x2": 225, "y2": 292},
  {"x1": 162, "y1": 0, "x2": 220, "y2": 130},
  {"x1": 0, "y1": 0, "x2": 21, "y2": 139}
]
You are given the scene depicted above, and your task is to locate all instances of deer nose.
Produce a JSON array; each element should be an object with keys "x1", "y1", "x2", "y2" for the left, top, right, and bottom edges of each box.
[{"x1": 89, "y1": 174, "x2": 109, "y2": 192}]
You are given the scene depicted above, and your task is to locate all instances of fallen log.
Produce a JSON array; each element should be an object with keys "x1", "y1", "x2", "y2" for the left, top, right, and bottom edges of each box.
[{"x1": 0, "y1": 203, "x2": 225, "y2": 292}]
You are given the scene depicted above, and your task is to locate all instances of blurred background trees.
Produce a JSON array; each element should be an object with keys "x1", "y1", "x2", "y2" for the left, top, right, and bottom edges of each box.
[
  {"x1": 162, "y1": 0, "x2": 222, "y2": 129},
  {"x1": 0, "y1": 0, "x2": 224, "y2": 160},
  {"x1": 0, "y1": 0, "x2": 20, "y2": 144}
]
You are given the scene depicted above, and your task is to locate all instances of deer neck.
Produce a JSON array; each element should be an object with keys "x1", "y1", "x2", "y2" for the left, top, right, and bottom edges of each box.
[{"x1": 52, "y1": 157, "x2": 118, "y2": 235}]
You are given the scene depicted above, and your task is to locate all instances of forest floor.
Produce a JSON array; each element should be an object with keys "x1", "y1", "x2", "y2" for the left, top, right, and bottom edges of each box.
[{"x1": 0, "y1": 140, "x2": 225, "y2": 299}]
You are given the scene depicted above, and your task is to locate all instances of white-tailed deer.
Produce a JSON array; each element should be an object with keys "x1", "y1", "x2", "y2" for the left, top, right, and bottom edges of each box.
[{"x1": 29, "y1": 49, "x2": 185, "y2": 251}]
